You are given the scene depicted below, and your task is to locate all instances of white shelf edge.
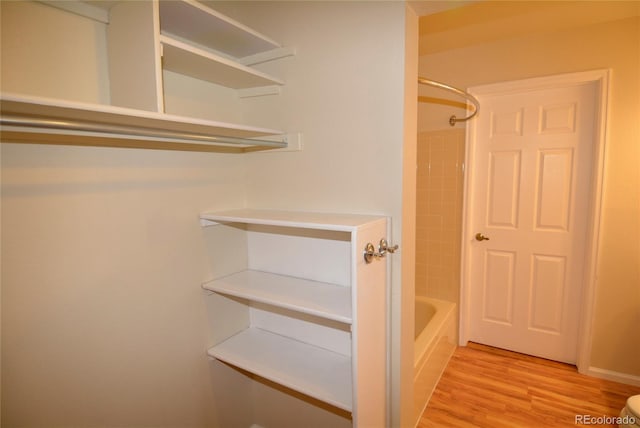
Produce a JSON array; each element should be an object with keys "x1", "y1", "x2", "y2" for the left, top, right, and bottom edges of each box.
[
  {"x1": 208, "y1": 328, "x2": 352, "y2": 412},
  {"x1": 202, "y1": 270, "x2": 352, "y2": 324},
  {"x1": 200, "y1": 209, "x2": 387, "y2": 232},
  {"x1": 160, "y1": 35, "x2": 284, "y2": 89}
]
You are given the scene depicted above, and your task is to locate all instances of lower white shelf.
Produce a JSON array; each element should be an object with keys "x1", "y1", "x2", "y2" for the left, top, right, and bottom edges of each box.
[{"x1": 208, "y1": 327, "x2": 352, "y2": 412}]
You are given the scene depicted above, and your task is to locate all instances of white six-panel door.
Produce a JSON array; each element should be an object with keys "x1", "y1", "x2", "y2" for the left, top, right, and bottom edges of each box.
[{"x1": 465, "y1": 78, "x2": 598, "y2": 364}]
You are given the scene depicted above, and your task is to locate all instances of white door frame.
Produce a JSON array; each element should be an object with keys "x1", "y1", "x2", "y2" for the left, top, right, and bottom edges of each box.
[{"x1": 459, "y1": 69, "x2": 610, "y2": 373}]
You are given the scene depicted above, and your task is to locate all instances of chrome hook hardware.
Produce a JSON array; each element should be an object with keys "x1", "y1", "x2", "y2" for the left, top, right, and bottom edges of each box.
[
  {"x1": 364, "y1": 239, "x2": 400, "y2": 264},
  {"x1": 378, "y1": 238, "x2": 399, "y2": 256},
  {"x1": 475, "y1": 233, "x2": 490, "y2": 241},
  {"x1": 363, "y1": 243, "x2": 379, "y2": 263}
]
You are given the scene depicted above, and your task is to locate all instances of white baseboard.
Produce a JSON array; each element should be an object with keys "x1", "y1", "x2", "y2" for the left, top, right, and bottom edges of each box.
[{"x1": 585, "y1": 366, "x2": 640, "y2": 387}]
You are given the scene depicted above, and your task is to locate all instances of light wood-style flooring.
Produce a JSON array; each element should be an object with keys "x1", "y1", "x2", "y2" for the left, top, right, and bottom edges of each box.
[{"x1": 419, "y1": 342, "x2": 640, "y2": 427}]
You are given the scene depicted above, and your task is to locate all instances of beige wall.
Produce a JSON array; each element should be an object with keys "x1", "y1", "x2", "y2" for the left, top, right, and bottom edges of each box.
[
  {"x1": 1, "y1": 1, "x2": 416, "y2": 426},
  {"x1": 418, "y1": 2, "x2": 640, "y2": 377},
  {"x1": 0, "y1": 2, "x2": 110, "y2": 103}
]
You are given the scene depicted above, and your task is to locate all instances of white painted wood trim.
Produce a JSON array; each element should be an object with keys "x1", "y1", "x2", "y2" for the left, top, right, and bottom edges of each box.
[
  {"x1": 151, "y1": 0, "x2": 165, "y2": 113},
  {"x1": 465, "y1": 69, "x2": 611, "y2": 96},
  {"x1": 459, "y1": 70, "x2": 611, "y2": 372},
  {"x1": 575, "y1": 69, "x2": 611, "y2": 375},
  {"x1": 585, "y1": 366, "x2": 640, "y2": 387},
  {"x1": 458, "y1": 108, "x2": 475, "y2": 347}
]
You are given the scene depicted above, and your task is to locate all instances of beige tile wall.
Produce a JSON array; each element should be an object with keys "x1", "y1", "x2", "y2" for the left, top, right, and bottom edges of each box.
[{"x1": 415, "y1": 129, "x2": 465, "y2": 303}]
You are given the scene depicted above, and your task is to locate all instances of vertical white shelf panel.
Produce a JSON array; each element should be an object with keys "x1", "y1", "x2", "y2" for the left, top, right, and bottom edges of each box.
[
  {"x1": 107, "y1": 0, "x2": 163, "y2": 112},
  {"x1": 200, "y1": 209, "x2": 388, "y2": 427}
]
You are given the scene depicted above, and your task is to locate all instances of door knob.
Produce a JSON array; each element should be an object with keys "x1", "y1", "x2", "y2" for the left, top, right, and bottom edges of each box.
[{"x1": 475, "y1": 233, "x2": 490, "y2": 241}]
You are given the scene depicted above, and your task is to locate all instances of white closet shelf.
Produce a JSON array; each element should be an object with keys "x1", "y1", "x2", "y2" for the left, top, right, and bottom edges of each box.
[
  {"x1": 203, "y1": 270, "x2": 352, "y2": 324},
  {"x1": 0, "y1": 93, "x2": 287, "y2": 151},
  {"x1": 160, "y1": 36, "x2": 284, "y2": 89},
  {"x1": 208, "y1": 327, "x2": 352, "y2": 412},
  {"x1": 159, "y1": 0, "x2": 280, "y2": 59},
  {"x1": 200, "y1": 209, "x2": 386, "y2": 232}
]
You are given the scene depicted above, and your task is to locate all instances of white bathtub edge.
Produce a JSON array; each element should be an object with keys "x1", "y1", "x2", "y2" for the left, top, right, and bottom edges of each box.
[{"x1": 413, "y1": 297, "x2": 458, "y2": 427}]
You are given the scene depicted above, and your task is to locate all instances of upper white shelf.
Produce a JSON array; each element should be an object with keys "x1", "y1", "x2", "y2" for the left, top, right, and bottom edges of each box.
[
  {"x1": 43, "y1": 1, "x2": 281, "y2": 59},
  {"x1": 203, "y1": 270, "x2": 352, "y2": 324},
  {"x1": 0, "y1": 93, "x2": 286, "y2": 151},
  {"x1": 158, "y1": 0, "x2": 281, "y2": 59},
  {"x1": 200, "y1": 209, "x2": 386, "y2": 232}
]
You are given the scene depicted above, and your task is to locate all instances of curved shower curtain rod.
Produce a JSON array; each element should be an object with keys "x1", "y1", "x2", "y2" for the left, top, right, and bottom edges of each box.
[{"x1": 418, "y1": 77, "x2": 480, "y2": 126}]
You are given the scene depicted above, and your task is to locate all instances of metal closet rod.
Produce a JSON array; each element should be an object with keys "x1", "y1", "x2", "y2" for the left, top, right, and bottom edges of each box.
[
  {"x1": 0, "y1": 115, "x2": 288, "y2": 149},
  {"x1": 418, "y1": 77, "x2": 480, "y2": 126}
]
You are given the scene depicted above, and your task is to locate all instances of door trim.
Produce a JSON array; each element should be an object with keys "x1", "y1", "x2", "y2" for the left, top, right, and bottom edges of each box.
[{"x1": 459, "y1": 69, "x2": 610, "y2": 373}]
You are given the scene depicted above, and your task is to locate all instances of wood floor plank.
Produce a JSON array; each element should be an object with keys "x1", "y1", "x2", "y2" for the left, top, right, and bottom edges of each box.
[{"x1": 419, "y1": 342, "x2": 640, "y2": 427}]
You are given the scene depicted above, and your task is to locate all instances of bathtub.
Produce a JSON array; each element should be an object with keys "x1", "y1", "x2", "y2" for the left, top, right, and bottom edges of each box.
[{"x1": 413, "y1": 297, "x2": 457, "y2": 426}]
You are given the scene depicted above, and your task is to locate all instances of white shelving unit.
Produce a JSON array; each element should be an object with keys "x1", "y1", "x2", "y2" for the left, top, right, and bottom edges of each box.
[
  {"x1": 200, "y1": 209, "x2": 389, "y2": 427},
  {"x1": 158, "y1": 0, "x2": 281, "y2": 58},
  {"x1": 1, "y1": 0, "x2": 295, "y2": 152},
  {"x1": 159, "y1": 36, "x2": 284, "y2": 89},
  {"x1": 156, "y1": 0, "x2": 287, "y2": 91}
]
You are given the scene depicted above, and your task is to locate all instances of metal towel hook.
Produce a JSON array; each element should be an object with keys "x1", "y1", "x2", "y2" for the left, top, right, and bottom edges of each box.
[{"x1": 364, "y1": 239, "x2": 399, "y2": 264}]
